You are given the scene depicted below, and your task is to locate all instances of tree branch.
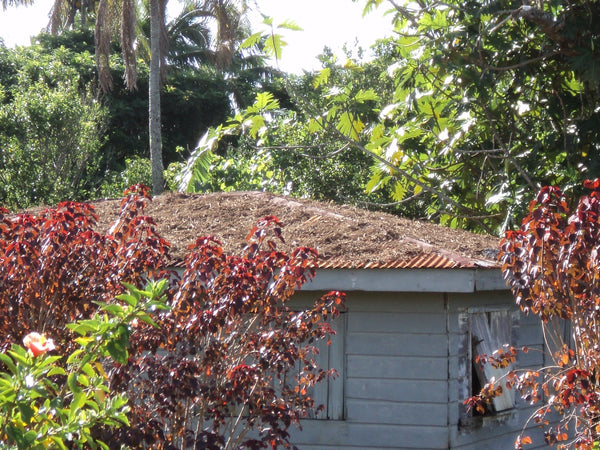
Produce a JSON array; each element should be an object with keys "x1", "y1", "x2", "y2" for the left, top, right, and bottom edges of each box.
[
  {"x1": 248, "y1": 142, "x2": 350, "y2": 160},
  {"x1": 514, "y1": 5, "x2": 566, "y2": 46}
]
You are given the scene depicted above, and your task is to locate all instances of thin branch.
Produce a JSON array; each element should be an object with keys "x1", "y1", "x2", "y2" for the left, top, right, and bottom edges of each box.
[
  {"x1": 482, "y1": 50, "x2": 563, "y2": 72},
  {"x1": 248, "y1": 142, "x2": 350, "y2": 160},
  {"x1": 480, "y1": 102, "x2": 536, "y2": 189},
  {"x1": 454, "y1": 148, "x2": 505, "y2": 154},
  {"x1": 353, "y1": 190, "x2": 425, "y2": 208}
]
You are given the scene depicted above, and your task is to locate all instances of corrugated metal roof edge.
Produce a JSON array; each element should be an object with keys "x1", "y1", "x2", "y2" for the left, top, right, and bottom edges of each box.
[{"x1": 168, "y1": 252, "x2": 498, "y2": 270}]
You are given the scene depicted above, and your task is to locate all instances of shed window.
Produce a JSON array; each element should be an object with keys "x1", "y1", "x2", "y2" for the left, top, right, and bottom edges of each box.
[
  {"x1": 458, "y1": 307, "x2": 517, "y2": 428},
  {"x1": 470, "y1": 309, "x2": 515, "y2": 414}
]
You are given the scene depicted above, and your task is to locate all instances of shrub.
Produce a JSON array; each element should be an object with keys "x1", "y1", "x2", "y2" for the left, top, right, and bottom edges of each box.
[
  {"x1": 0, "y1": 280, "x2": 169, "y2": 448},
  {"x1": 0, "y1": 186, "x2": 345, "y2": 449},
  {"x1": 467, "y1": 179, "x2": 600, "y2": 449}
]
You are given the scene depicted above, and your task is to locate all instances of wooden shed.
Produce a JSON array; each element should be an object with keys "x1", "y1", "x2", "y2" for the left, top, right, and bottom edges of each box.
[{"x1": 92, "y1": 191, "x2": 548, "y2": 450}]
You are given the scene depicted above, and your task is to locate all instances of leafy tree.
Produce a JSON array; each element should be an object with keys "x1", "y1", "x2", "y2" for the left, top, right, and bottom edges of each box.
[
  {"x1": 199, "y1": 0, "x2": 600, "y2": 232},
  {"x1": 0, "y1": 44, "x2": 107, "y2": 208},
  {"x1": 354, "y1": 0, "x2": 600, "y2": 231},
  {"x1": 192, "y1": 0, "x2": 253, "y2": 72},
  {"x1": 93, "y1": 0, "x2": 261, "y2": 195},
  {"x1": 0, "y1": 33, "x2": 234, "y2": 204},
  {"x1": 1, "y1": 0, "x2": 167, "y2": 194},
  {"x1": 138, "y1": 0, "x2": 213, "y2": 69},
  {"x1": 175, "y1": 50, "x2": 400, "y2": 211},
  {"x1": 137, "y1": 0, "x2": 260, "y2": 72},
  {"x1": 467, "y1": 179, "x2": 600, "y2": 448}
]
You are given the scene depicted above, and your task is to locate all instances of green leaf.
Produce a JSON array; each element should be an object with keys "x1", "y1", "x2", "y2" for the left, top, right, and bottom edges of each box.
[
  {"x1": 99, "y1": 304, "x2": 124, "y2": 316},
  {"x1": 81, "y1": 362, "x2": 95, "y2": 379},
  {"x1": 240, "y1": 32, "x2": 262, "y2": 49},
  {"x1": 86, "y1": 398, "x2": 100, "y2": 413},
  {"x1": 67, "y1": 322, "x2": 97, "y2": 336},
  {"x1": 23, "y1": 430, "x2": 38, "y2": 444},
  {"x1": 175, "y1": 131, "x2": 217, "y2": 192},
  {"x1": 67, "y1": 372, "x2": 82, "y2": 394},
  {"x1": 277, "y1": 20, "x2": 303, "y2": 31},
  {"x1": 115, "y1": 293, "x2": 138, "y2": 307},
  {"x1": 308, "y1": 117, "x2": 324, "y2": 133},
  {"x1": 336, "y1": 112, "x2": 365, "y2": 140},
  {"x1": 248, "y1": 115, "x2": 266, "y2": 138},
  {"x1": 47, "y1": 366, "x2": 67, "y2": 377},
  {"x1": 120, "y1": 281, "x2": 141, "y2": 295},
  {"x1": 354, "y1": 89, "x2": 379, "y2": 103},
  {"x1": 50, "y1": 436, "x2": 68, "y2": 450},
  {"x1": 7, "y1": 349, "x2": 29, "y2": 366},
  {"x1": 392, "y1": 181, "x2": 408, "y2": 201},
  {"x1": 255, "y1": 91, "x2": 279, "y2": 111},
  {"x1": 70, "y1": 390, "x2": 87, "y2": 417},
  {"x1": 68, "y1": 319, "x2": 101, "y2": 334},
  {"x1": 562, "y1": 74, "x2": 584, "y2": 96},
  {"x1": 313, "y1": 68, "x2": 331, "y2": 89},
  {"x1": 77, "y1": 374, "x2": 90, "y2": 388},
  {"x1": 0, "y1": 352, "x2": 17, "y2": 375},
  {"x1": 365, "y1": 172, "x2": 382, "y2": 194},
  {"x1": 106, "y1": 340, "x2": 128, "y2": 365},
  {"x1": 67, "y1": 349, "x2": 85, "y2": 365},
  {"x1": 264, "y1": 34, "x2": 286, "y2": 60},
  {"x1": 135, "y1": 312, "x2": 158, "y2": 329},
  {"x1": 18, "y1": 403, "x2": 35, "y2": 424}
]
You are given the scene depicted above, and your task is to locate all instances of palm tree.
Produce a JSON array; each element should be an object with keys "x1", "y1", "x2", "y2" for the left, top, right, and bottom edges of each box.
[
  {"x1": 195, "y1": 0, "x2": 251, "y2": 71},
  {"x1": 137, "y1": 0, "x2": 212, "y2": 69},
  {"x1": 48, "y1": 0, "x2": 97, "y2": 32},
  {"x1": 137, "y1": 0, "x2": 258, "y2": 72},
  {"x1": 87, "y1": 0, "x2": 165, "y2": 195},
  {"x1": 138, "y1": 0, "x2": 269, "y2": 109},
  {"x1": 147, "y1": 0, "x2": 166, "y2": 194},
  {"x1": 1, "y1": 0, "x2": 33, "y2": 8}
]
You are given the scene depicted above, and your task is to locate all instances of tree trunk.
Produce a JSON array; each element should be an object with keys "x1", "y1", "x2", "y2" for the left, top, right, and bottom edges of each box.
[{"x1": 149, "y1": 0, "x2": 165, "y2": 195}]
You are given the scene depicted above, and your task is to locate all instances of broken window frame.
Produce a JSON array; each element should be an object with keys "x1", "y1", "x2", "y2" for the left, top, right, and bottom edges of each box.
[{"x1": 459, "y1": 305, "x2": 519, "y2": 427}]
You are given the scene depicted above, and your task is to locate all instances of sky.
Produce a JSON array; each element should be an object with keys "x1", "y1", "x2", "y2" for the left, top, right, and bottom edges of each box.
[{"x1": 0, "y1": 0, "x2": 393, "y2": 73}]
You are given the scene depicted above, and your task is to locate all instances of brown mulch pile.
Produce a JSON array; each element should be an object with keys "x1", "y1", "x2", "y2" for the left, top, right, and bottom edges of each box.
[{"x1": 84, "y1": 191, "x2": 501, "y2": 267}]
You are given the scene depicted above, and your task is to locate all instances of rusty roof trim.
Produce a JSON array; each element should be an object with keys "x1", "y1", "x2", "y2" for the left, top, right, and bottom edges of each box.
[
  {"x1": 168, "y1": 252, "x2": 495, "y2": 271},
  {"x1": 318, "y1": 253, "x2": 485, "y2": 270}
]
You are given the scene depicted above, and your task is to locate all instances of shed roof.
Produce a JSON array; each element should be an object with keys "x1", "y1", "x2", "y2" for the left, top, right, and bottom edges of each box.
[{"x1": 87, "y1": 191, "x2": 500, "y2": 270}]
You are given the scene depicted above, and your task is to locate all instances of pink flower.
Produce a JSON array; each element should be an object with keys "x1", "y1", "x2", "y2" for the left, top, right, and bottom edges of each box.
[{"x1": 23, "y1": 332, "x2": 55, "y2": 357}]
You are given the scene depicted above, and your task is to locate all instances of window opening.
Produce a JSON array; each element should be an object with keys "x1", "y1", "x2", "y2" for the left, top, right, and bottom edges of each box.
[{"x1": 470, "y1": 309, "x2": 515, "y2": 414}]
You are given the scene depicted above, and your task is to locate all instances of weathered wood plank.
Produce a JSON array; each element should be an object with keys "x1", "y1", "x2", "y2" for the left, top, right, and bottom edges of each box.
[
  {"x1": 447, "y1": 291, "x2": 515, "y2": 312},
  {"x1": 347, "y1": 355, "x2": 447, "y2": 380},
  {"x1": 290, "y1": 421, "x2": 448, "y2": 449},
  {"x1": 346, "y1": 399, "x2": 447, "y2": 426},
  {"x1": 348, "y1": 312, "x2": 446, "y2": 334},
  {"x1": 518, "y1": 323, "x2": 545, "y2": 346},
  {"x1": 346, "y1": 378, "x2": 448, "y2": 403},
  {"x1": 346, "y1": 292, "x2": 445, "y2": 313},
  {"x1": 346, "y1": 332, "x2": 447, "y2": 357},
  {"x1": 302, "y1": 268, "x2": 477, "y2": 293}
]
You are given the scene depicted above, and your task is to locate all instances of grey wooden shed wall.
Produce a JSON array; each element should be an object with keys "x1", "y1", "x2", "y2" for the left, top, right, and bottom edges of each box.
[{"x1": 287, "y1": 270, "x2": 549, "y2": 450}]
